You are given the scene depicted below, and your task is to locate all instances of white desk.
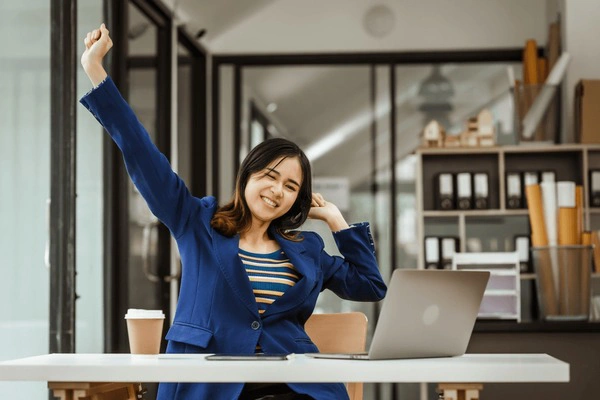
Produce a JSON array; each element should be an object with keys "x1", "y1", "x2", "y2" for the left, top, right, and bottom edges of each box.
[{"x1": 0, "y1": 353, "x2": 569, "y2": 383}]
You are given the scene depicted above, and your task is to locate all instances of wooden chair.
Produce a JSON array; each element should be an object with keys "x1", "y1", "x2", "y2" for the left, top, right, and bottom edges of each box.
[{"x1": 305, "y1": 312, "x2": 368, "y2": 400}]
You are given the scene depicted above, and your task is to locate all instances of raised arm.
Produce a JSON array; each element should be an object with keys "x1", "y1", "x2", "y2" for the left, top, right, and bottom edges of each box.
[
  {"x1": 308, "y1": 193, "x2": 387, "y2": 301},
  {"x1": 79, "y1": 24, "x2": 195, "y2": 238},
  {"x1": 81, "y1": 23, "x2": 110, "y2": 87}
]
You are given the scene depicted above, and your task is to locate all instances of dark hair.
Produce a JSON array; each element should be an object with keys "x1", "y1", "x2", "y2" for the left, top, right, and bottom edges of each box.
[{"x1": 211, "y1": 138, "x2": 312, "y2": 240}]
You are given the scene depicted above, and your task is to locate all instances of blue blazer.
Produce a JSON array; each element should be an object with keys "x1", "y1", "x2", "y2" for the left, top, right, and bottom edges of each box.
[{"x1": 80, "y1": 77, "x2": 387, "y2": 400}]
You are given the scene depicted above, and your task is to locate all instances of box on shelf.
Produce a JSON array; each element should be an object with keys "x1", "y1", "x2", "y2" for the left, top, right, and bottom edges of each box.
[
  {"x1": 575, "y1": 80, "x2": 600, "y2": 144},
  {"x1": 452, "y1": 252, "x2": 521, "y2": 321}
]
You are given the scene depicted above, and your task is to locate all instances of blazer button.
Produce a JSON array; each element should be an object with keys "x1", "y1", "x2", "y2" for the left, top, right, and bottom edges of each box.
[{"x1": 251, "y1": 321, "x2": 261, "y2": 330}]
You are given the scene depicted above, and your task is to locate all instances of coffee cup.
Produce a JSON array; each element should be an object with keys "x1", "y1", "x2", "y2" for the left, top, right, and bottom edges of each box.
[{"x1": 124, "y1": 309, "x2": 165, "y2": 355}]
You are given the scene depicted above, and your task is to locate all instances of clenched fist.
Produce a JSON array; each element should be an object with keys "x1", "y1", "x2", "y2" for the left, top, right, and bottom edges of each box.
[{"x1": 81, "y1": 23, "x2": 112, "y2": 86}]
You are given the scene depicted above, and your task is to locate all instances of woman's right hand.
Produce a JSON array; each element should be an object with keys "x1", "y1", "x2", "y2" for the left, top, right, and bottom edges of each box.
[{"x1": 81, "y1": 23, "x2": 112, "y2": 86}]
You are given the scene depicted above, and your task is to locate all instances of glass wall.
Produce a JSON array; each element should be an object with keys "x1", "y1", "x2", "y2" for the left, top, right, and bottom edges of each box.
[
  {"x1": 0, "y1": 2, "x2": 51, "y2": 397},
  {"x1": 0, "y1": 2, "x2": 104, "y2": 397},
  {"x1": 76, "y1": 0, "x2": 104, "y2": 355},
  {"x1": 393, "y1": 62, "x2": 522, "y2": 275},
  {"x1": 241, "y1": 65, "x2": 385, "y2": 400}
]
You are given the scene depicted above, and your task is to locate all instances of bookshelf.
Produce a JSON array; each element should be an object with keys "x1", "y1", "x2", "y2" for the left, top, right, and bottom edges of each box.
[{"x1": 416, "y1": 144, "x2": 600, "y2": 321}]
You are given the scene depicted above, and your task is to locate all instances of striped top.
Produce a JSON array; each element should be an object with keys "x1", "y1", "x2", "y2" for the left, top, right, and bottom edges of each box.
[{"x1": 239, "y1": 248, "x2": 301, "y2": 316}]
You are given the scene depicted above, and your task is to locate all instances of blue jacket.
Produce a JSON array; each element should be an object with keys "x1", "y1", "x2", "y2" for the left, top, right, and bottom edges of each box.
[{"x1": 80, "y1": 77, "x2": 387, "y2": 400}]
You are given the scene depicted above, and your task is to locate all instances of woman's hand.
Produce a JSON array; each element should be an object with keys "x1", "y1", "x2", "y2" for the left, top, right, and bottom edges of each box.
[
  {"x1": 81, "y1": 23, "x2": 112, "y2": 86},
  {"x1": 308, "y1": 193, "x2": 350, "y2": 232}
]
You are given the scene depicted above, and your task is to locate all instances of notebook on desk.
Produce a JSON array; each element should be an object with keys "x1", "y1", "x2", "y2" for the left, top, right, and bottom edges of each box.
[{"x1": 305, "y1": 269, "x2": 490, "y2": 360}]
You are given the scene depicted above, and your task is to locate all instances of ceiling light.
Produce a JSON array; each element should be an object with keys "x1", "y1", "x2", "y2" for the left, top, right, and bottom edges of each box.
[{"x1": 266, "y1": 103, "x2": 278, "y2": 113}]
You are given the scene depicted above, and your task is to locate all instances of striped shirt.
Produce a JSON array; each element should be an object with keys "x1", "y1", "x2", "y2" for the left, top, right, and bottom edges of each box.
[
  {"x1": 239, "y1": 248, "x2": 301, "y2": 353},
  {"x1": 239, "y1": 248, "x2": 301, "y2": 316}
]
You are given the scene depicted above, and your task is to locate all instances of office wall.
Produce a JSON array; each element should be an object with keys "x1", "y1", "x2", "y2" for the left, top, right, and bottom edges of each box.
[
  {"x1": 209, "y1": 0, "x2": 548, "y2": 53},
  {"x1": 563, "y1": 0, "x2": 600, "y2": 142}
]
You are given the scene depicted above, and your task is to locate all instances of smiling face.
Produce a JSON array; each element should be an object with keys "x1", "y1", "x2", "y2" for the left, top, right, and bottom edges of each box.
[{"x1": 244, "y1": 156, "x2": 303, "y2": 227}]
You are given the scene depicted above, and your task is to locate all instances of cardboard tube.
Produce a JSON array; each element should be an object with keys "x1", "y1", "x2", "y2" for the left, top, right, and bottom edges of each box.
[
  {"x1": 558, "y1": 247, "x2": 580, "y2": 315},
  {"x1": 582, "y1": 231, "x2": 592, "y2": 246},
  {"x1": 535, "y1": 247, "x2": 559, "y2": 317},
  {"x1": 592, "y1": 232, "x2": 600, "y2": 273},
  {"x1": 580, "y1": 247, "x2": 592, "y2": 318},
  {"x1": 576, "y1": 186, "x2": 584, "y2": 244},
  {"x1": 523, "y1": 40, "x2": 539, "y2": 85},
  {"x1": 521, "y1": 53, "x2": 571, "y2": 140},
  {"x1": 556, "y1": 206, "x2": 581, "y2": 318},
  {"x1": 526, "y1": 185, "x2": 549, "y2": 246},
  {"x1": 527, "y1": 185, "x2": 558, "y2": 316},
  {"x1": 540, "y1": 182, "x2": 557, "y2": 246},
  {"x1": 558, "y1": 208, "x2": 578, "y2": 245}
]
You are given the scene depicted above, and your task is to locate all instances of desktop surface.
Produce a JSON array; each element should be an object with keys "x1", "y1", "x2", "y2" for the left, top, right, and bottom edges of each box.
[{"x1": 0, "y1": 353, "x2": 569, "y2": 383}]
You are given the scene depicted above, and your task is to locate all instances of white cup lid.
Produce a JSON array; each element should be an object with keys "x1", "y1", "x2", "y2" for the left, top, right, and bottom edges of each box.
[{"x1": 124, "y1": 309, "x2": 165, "y2": 319}]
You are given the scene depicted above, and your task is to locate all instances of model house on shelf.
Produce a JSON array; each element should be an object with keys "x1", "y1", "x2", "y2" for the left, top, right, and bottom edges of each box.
[
  {"x1": 421, "y1": 120, "x2": 445, "y2": 148},
  {"x1": 420, "y1": 109, "x2": 497, "y2": 149},
  {"x1": 459, "y1": 109, "x2": 496, "y2": 147},
  {"x1": 444, "y1": 134, "x2": 461, "y2": 147},
  {"x1": 476, "y1": 109, "x2": 496, "y2": 146}
]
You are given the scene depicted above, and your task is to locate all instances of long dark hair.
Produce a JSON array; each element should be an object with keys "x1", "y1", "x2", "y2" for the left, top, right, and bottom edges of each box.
[{"x1": 211, "y1": 138, "x2": 312, "y2": 240}]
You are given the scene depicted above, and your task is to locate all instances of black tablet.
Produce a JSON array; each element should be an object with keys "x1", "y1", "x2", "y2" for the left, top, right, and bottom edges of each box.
[{"x1": 205, "y1": 353, "x2": 289, "y2": 361}]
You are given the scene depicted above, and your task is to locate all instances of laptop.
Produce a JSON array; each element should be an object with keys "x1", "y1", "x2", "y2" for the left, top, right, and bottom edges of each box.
[{"x1": 306, "y1": 269, "x2": 490, "y2": 360}]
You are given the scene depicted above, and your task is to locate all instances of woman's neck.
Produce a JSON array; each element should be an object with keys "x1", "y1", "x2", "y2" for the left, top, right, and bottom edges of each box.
[{"x1": 239, "y1": 226, "x2": 279, "y2": 253}]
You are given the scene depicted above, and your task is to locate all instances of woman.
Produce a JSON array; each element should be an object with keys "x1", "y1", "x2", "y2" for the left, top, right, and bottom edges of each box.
[{"x1": 80, "y1": 23, "x2": 387, "y2": 400}]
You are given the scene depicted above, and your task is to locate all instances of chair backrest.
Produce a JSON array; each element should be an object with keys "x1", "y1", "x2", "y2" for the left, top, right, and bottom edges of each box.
[{"x1": 305, "y1": 312, "x2": 368, "y2": 400}]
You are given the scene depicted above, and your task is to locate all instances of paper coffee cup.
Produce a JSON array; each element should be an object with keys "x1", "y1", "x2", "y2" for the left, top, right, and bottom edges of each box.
[{"x1": 125, "y1": 309, "x2": 165, "y2": 355}]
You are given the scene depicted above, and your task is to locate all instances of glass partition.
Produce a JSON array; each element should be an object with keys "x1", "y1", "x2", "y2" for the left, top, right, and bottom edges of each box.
[
  {"x1": 76, "y1": 0, "x2": 104, "y2": 355},
  {"x1": 0, "y1": 1, "x2": 51, "y2": 397},
  {"x1": 243, "y1": 65, "x2": 378, "y2": 312}
]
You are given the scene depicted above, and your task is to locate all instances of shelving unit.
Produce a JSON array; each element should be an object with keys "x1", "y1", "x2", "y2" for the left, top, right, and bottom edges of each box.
[
  {"x1": 416, "y1": 144, "x2": 600, "y2": 272},
  {"x1": 415, "y1": 143, "x2": 600, "y2": 324}
]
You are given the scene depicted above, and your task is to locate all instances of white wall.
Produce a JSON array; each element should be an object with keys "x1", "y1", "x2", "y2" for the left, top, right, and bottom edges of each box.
[
  {"x1": 563, "y1": 0, "x2": 600, "y2": 142},
  {"x1": 210, "y1": 0, "x2": 548, "y2": 53}
]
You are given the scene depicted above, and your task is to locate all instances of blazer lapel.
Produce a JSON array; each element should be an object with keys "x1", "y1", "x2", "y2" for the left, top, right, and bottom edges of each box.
[
  {"x1": 212, "y1": 231, "x2": 259, "y2": 316},
  {"x1": 262, "y1": 231, "x2": 318, "y2": 317}
]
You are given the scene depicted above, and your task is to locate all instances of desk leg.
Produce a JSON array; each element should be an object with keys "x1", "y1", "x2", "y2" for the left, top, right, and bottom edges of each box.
[
  {"x1": 49, "y1": 382, "x2": 140, "y2": 400},
  {"x1": 437, "y1": 383, "x2": 483, "y2": 400},
  {"x1": 50, "y1": 389, "x2": 74, "y2": 400}
]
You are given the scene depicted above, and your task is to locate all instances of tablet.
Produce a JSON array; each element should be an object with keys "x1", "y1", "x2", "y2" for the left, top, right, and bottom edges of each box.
[{"x1": 205, "y1": 353, "x2": 289, "y2": 361}]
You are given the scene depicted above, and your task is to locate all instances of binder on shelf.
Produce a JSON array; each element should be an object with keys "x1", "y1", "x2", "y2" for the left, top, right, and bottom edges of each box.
[
  {"x1": 590, "y1": 170, "x2": 600, "y2": 207},
  {"x1": 440, "y1": 237, "x2": 459, "y2": 270},
  {"x1": 523, "y1": 171, "x2": 540, "y2": 186},
  {"x1": 424, "y1": 236, "x2": 440, "y2": 269},
  {"x1": 506, "y1": 172, "x2": 523, "y2": 209},
  {"x1": 540, "y1": 170, "x2": 556, "y2": 183},
  {"x1": 514, "y1": 235, "x2": 531, "y2": 273},
  {"x1": 523, "y1": 171, "x2": 539, "y2": 208},
  {"x1": 557, "y1": 181, "x2": 578, "y2": 245},
  {"x1": 436, "y1": 173, "x2": 455, "y2": 210},
  {"x1": 456, "y1": 172, "x2": 472, "y2": 210},
  {"x1": 473, "y1": 172, "x2": 489, "y2": 209}
]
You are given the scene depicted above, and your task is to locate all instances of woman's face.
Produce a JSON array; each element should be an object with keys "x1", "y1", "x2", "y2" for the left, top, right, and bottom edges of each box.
[{"x1": 244, "y1": 156, "x2": 303, "y2": 227}]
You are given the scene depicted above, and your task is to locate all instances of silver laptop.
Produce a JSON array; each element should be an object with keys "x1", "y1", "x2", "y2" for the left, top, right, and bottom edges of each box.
[{"x1": 306, "y1": 269, "x2": 490, "y2": 360}]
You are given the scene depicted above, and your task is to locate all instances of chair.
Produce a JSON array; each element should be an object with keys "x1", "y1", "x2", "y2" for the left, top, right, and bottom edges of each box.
[{"x1": 305, "y1": 312, "x2": 368, "y2": 400}]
